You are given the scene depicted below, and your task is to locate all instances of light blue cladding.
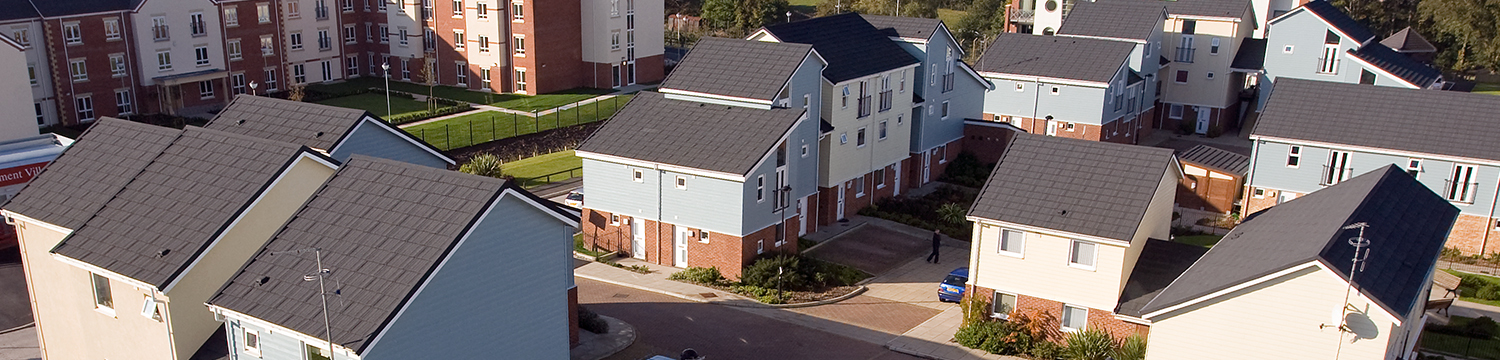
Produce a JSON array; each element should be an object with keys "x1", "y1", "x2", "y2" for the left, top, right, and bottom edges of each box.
[
  {"x1": 1262, "y1": 10, "x2": 1364, "y2": 85},
  {"x1": 329, "y1": 119, "x2": 450, "y2": 168},
  {"x1": 223, "y1": 319, "x2": 355, "y2": 360},
  {"x1": 1250, "y1": 140, "x2": 1500, "y2": 215},
  {"x1": 984, "y1": 78, "x2": 1110, "y2": 125},
  {"x1": 362, "y1": 194, "x2": 573, "y2": 360},
  {"x1": 659, "y1": 170, "x2": 747, "y2": 236},
  {"x1": 582, "y1": 157, "x2": 663, "y2": 224},
  {"x1": 897, "y1": 28, "x2": 988, "y2": 152},
  {"x1": 789, "y1": 52, "x2": 825, "y2": 122},
  {"x1": 742, "y1": 118, "x2": 821, "y2": 233}
]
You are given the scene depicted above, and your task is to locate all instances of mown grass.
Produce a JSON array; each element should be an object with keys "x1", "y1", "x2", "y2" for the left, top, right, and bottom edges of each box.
[
  {"x1": 401, "y1": 95, "x2": 633, "y2": 150},
  {"x1": 313, "y1": 93, "x2": 430, "y2": 118},
  {"x1": 502, "y1": 150, "x2": 582, "y2": 187}
]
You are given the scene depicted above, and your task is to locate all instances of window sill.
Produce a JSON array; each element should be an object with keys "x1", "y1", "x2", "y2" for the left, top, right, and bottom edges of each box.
[
  {"x1": 94, "y1": 307, "x2": 116, "y2": 318},
  {"x1": 1067, "y1": 263, "x2": 1096, "y2": 272},
  {"x1": 855, "y1": 192, "x2": 865, "y2": 198},
  {"x1": 997, "y1": 250, "x2": 1023, "y2": 259},
  {"x1": 876, "y1": 184, "x2": 886, "y2": 189},
  {"x1": 1060, "y1": 327, "x2": 1082, "y2": 333}
]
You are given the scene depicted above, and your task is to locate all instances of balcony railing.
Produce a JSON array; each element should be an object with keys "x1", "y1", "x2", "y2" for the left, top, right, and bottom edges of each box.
[
  {"x1": 857, "y1": 96, "x2": 871, "y2": 118},
  {"x1": 1316, "y1": 57, "x2": 1340, "y2": 75},
  {"x1": 1175, "y1": 46, "x2": 1195, "y2": 63},
  {"x1": 190, "y1": 21, "x2": 206, "y2": 36},
  {"x1": 1445, "y1": 179, "x2": 1480, "y2": 204},
  {"x1": 1321, "y1": 165, "x2": 1353, "y2": 186},
  {"x1": 878, "y1": 90, "x2": 892, "y2": 112},
  {"x1": 316, "y1": 5, "x2": 329, "y2": 19},
  {"x1": 152, "y1": 25, "x2": 169, "y2": 41},
  {"x1": 1009, "y1": 9, "x2": 1034, "y2": 24},
  {"x1": 942, "y1": 73, "x2": 954, "y2": 93},
  {"x1": 318, "y1": 37, "x2": 331, "y2": 50}
]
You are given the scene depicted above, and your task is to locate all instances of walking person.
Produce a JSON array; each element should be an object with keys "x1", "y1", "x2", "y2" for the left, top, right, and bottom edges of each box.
[{"x1": 927, "y1": 229, "x2": 941, "y2": 264}]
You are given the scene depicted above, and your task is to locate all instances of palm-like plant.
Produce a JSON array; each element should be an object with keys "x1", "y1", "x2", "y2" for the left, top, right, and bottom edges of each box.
[
  {"x1": 459, "y1": 153, "x2": 504, "y2": 178},
  {"x1": 1062, "y1": 329, "x2": 1115, "y2": 360},
  {"x1": 938, "y1": 202, "x2": 967, "y2": 225},
  {"x1": 1109, "y1": 334, "x2": 1147, "y2": 360}
]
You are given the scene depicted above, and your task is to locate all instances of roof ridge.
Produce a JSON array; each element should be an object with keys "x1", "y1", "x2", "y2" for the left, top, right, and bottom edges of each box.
[{"x1": 48, "y1": 119, "x2": 188, "y2": 264}]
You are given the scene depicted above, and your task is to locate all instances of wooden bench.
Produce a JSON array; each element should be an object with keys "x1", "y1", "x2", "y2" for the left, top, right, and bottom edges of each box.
[
  {"x1": 1428, "y1": 298, "x2": 1456, "y2": 315},
  {"x1": 1434, "y1": 270, "x2": 1463, "y2": 298}
]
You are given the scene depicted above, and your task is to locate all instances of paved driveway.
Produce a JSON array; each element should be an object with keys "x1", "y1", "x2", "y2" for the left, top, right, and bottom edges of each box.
[
  {"x1": 0, "y1": 264, "x2": 31, "y2": 330},
  {"x1": 807, "y1": 225, "x2": 933, "y2": 276}
]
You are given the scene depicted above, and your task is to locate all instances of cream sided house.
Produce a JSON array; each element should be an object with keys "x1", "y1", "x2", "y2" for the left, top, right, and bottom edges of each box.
[
  {"x1": 964, "y1": 132, "x2": 1181, "y2": 339},
  {"x1": 1136, "y1": 165, "x2": 1457, "y2": 359},
  {"x1": 1155, "y1": 0, "x2": 1257, "y2": 135},
  {"x1": 1, "y1": 118, "x2": 338, "y2": 360}
]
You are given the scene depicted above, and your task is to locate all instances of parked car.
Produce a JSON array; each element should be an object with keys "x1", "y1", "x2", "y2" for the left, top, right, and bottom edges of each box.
[
  {"x1": 938, "y1": 267, "x2": 968, "y2": 302},
  {"x1": 565, "y1": 190, "x2": 584, "y2": 208}
]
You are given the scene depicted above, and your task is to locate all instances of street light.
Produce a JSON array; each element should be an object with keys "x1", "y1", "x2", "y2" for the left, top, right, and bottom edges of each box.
[
  {"x1": 249, "y1": 81, "x2": 258, "y2": 96},
  {"x1": 381, "y1": 62, "x2": 392, "y2": 119}
]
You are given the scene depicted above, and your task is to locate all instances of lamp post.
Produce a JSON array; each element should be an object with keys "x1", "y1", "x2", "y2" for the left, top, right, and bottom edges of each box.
[
  {"x1": 381, "y1": 62, "x2": 392, "y2": 118},
  {"x1": 249, "y1": 81, "x2": 258, "y2": 96}
]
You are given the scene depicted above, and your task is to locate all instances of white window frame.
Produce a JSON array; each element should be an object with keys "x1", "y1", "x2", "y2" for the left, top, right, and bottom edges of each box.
[
  {"x1": 69, "y1": 59, "x2": 87, "y2": 82},
  {"x1": 1407, "y1": 158, "x2": 1422, "y2": 178},
  {"x1": 1209, "y1": 37, "x2": 1220, "y2": 55},
  {"x1": 244, "y1": 329, "x2": 261, "y2": 357},
  {"x1": 104, "y1": 18, "x2": 121, "y2": 39},
  {"x1": 1447, "y1": 163, "x2": 1479, "y2": 204},
  {"x1": 801, "y1": 144, "x2": 808, "y2": 157},
  {"x1": 63, "y1": 22, "x2": 81, "y2": 44},
  {"x1": 455, "y1": 62, "x2": 467, "y2": 85},
  {"x1": 344, "y1": 24, "x2": 357, "y2": 44},
  {"x1": 853, "y1": 175, "x2": 865, "y2": 197},
  {"x1": 290, "y1": 31, "x2": 304, "y2": 50},
  {"x1": 997, "y1": 228, "x2": 1024, "y2": 257},
  {"x1": 194, "y1": 46, "x2": 210, "y2": 66},
  {"x1": 76, "y1": 95, "x2": 94, "y2": 121},
  {"x1": 512, "y1": 1, "x2": 523, "y2": 20},
  {"x1": 257, "y1": 3, "x2": 271, "y2": 23},
  {"x1": 1169, "y1": 104, "x2": 1183, "y2": 119},
  {"x1": 675, "y1": 175, "x2": 687, "y2": 190},
  {"x1": 856, "y1": 127, "x2": 866, "y2": 147},
  {"x1": 941, "y1": 101, "x2": 950, "y2": 118},
  {"x1": 199, "y1": 80, "x2": 215, "y2": 99},
  {"x1": 1252, "y1": 188, "x2": 1266, "y2": 198},
  {"x1": 115, "y1": 89, "x2": 133, "y2": 114},
  {"x1": 1068, "y1": 240, "x2": 1096, "y2": 271},
  {"x1": 878, "y1": 120, "x2": 887, "y2": 140},
  {"x1": 512, "y1": 34, "x2": 524, "y2": 55},
  {"x1": 991, "y1": 291, "x2": 1017, "y2": 319},
  {"x1": 475, "y1": 2, "x2": 486, "y2": 19},
  {"x1": 1061, "y1": 304, "x2": 1088, "y2": 332},
  {"x1": 1050, "y1": 86, "x2": 1059, "y2": 95},
  {"x1": 756, "y1": 175, "x2": 765, "y2": 202},
  {"x1": 27, "y1": 63, "x2": 36, "y2": 85},
  {"x1": 91, "y1": 272, "x2": 113, "y2": 316},
  {"x1": 632, "y1": 169, "x2": 644, "y2": 182},
  {"x1": 228, "y1": 40, "x2": 243, "y2": 61},
  {"x1": 453, "y1": 30, "x2": 464, "y2": 48},
  {"x1": 1286, "y1": 145, "x2": 1300, "y2": 168}
]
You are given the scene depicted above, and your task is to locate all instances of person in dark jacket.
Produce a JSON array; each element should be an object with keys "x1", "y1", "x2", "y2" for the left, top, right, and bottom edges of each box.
[{"x1": 926, "y1": 229, "x2": 941, "y2": 263}]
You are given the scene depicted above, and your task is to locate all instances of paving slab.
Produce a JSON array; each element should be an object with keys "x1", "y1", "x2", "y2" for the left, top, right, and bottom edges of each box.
[
  {"x1": 885, "y1": 306, "x2": 1025, "y2": 360},
  {"x1": 806, "y1": 225, "x2": 932, "y2": 276}
]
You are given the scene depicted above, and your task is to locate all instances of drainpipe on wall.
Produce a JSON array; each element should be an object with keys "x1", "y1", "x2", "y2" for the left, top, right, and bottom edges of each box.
[
  {"x1": 1481, "y1": 177, "x2": 1499, "y2": 254},
  {"x1": 657, "y1": 167, "x2": 663, "y2": 265}
]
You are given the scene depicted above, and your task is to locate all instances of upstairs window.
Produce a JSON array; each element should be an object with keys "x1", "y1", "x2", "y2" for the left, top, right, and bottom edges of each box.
[
  {"x1": 998, "y1": 228, "x2": 1024, "y2": 257},
  {"x1": 1068, "y1": 240, "x2": 1096, "y2": 270},
  {"x1": 91, "y1": 273, "x2": 113, "y2": 313},
  {"x1": 1286, "y1": 145, "x2": 1300, "y2": 168}
]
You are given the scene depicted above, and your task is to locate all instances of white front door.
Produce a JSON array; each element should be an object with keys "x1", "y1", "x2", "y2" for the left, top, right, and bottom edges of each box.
[
  {"x1": 894, "y1": 162, "x2": 902, "y2": 195},
  {"x1": 1045, "y1": 120, "x2": 1058, "y2": 136},
  {"x1": 922, "y1": 153, "x2": 931, "y2": 184},
  {"x1": 1195, "y1": 107, "x2": 1210, "y2": 134},
  {"x1": 797, "y1": 197, "x2": 808, "y2": 236},
  {"x1": 836, "y1": 184, "x2": 846, "y2": 220},
  {"x1": 673, "y1": 226, "x2": 688, "y2": 267},
  {"x1": 631, "y1": 220, "x2": 645, "y2": 259}
]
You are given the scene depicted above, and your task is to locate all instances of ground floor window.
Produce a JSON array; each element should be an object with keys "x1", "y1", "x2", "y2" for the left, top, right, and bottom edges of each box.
[
  {"x1": 200, "y1": 80, "x2": 215, "y2": 99},
  {"x1": 115, "y1": 90, "x2": 132, "y2": 114},
  {"x1": 992, "y1": 292, "x2": 1016, "y2": 319},
  {"x1": 1061, "y1": 304, "x2": 1087, "y2": 331},
  {"x1": 76, "y1": 95, "x2": 94, "y2": 121}
]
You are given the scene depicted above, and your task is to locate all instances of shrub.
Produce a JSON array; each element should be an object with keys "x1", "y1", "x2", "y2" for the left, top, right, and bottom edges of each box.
[
  {"x1": 740, "y1": 255, "x2": 807, "y2": 289},
  {"x1": 1479, "y1": 284, "x2": 1500, "y2": 300},
  {"x1": 1028, "y1": 340, "x2": 1065, "y2": 359},
  {"x1": 1110, "y1": 334, "x2": 1147, "y2": 360},
  {"x1": 1468, "y1": 316, "x2": 1500, "y2": 338},
  {"x1": 1063, "y1": 329, "x2": 1116, "y2": 360},
  {"x1": 938, "y1": 152, "x2": 995, "y2": 188},
  {"x1": 955, "y1": 320, "x2": 1006, "y2": 350},
  {"x1": 961, "y1": 295, "x2": 991, "y2": 326},
  {"x1": 1177, "y1": 119, "x2": 1195, "y2": 135},
  {"x1": 1206, "y1": 124, "x2": 1224, "y2": 138},
  {"x1": 577, "y1": 305, "x2": 609, "y2": 334},
  {"x1": 757, "y1": 294, "x2": 785, "y2": 304},
  {"x1": 459, "y1": 153, "x2": 505, "y2": 178},
  {"x1": 668, "y1": 267, "x2": 726, "y2": 286}
]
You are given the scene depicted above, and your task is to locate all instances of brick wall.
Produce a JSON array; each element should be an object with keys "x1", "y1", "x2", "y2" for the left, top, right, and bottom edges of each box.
[
  {"x1": 962, "y1": 123, "x2": 1018, "y2": 165},
  {"x1": 1015, "y1": 293, "x2": 1064, "y2": 341},
  {"x1": 523, "y1": 0, "x2": 584, "y2": 94},
  {"x1": 43, "y1": 13, "x2": 139, "y2": 125},
  {"x1": 905, "y1": 139, "x2": 960, "y2": 190},
  {"x1": 634, "y1": 54, "x2": 664, "y2": 85},
  {"x1": 1085, "y1": 308, "x2": 1148, "y2": 339},
  {"x1": 221, "y1": 0, "x2": 285, "y2": 96},
  {"x1": 1443, "y1": 213, "x2": 1500, "y2": 255},
  {"x1": 1155, "y1": 102, "x2": 1240, "y2": 135},
  {"x1": 578, "y1": 208, "x2": 795, "y2": 279}
]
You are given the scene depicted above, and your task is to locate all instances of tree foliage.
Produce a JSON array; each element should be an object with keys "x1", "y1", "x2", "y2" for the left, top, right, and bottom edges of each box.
[
  {"x1": 815, "y1": 0, "x2": 940, "y2": 17},
  {"x1": 951, "y1": 0, "x2": 1007, "y2": 61},
  {"x1": 1418, "y1": 0, "x2": 1500, "y2": 72},
  {"x1": 702, "y1": 0, "x2": 791, "y2": 31}
]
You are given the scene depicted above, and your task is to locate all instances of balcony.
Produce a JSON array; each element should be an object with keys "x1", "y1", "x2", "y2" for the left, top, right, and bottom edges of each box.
[
  {"x1": 1009, "y1": 9, "x2": 1034, "y2": 24},
  {"x1": 152, "y1": 25, "x2": 169, "y2": 41},
  {"x1": 879, "y1": 90, "x2": 892, "y2": 112},
  {"x1": 1316, "y1": 57, "x2": 1340, "y2": 75},
  {"x1": 316, "y1": 5, "x2": 329, "y2": 20},
  {"x1": 1175, "y1": 46, "x2": 1195, "y2": 63},
  {"x1": 857, "y1": 96, "x2": 871, "y2": 118},
  {"x1": 942, "y1": 73, "x2": 954, "y2": 93},
  {"x1": 1320, "y1": 165, "x2": 1353, "y2": 186},
  {"x1": 190, "y1": 21, "x2": 206, "y2": 37},
  {"x1": 1445, "y1": 179, "x2": 1480, "y2": 204}
]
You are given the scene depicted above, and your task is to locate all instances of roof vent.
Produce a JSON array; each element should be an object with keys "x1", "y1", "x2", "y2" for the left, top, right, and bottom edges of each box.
[
  {"x1": 256, "y1": 276, "x2": 270, "y2": 286},
  {"x1": 236, "y1": 119, "x2": 246, "y2": 125},
  {"x1": 156, "y1": 249, "x2": 171, "y2": 258},
  {"x1": 1059, "y1": 210, "x2": 1068, "y2": 216},
  {"x1": 315, "y1": 131, "x2": 325, "y2": 138}
]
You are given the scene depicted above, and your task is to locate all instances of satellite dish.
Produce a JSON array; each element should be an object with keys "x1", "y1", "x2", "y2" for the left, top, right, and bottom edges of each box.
[{"x1": 681, "y1": 348, "x2": 701, "y2": 360}]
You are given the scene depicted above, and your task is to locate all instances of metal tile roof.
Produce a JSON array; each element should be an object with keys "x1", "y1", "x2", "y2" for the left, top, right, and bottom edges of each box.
[
  {"x1": 575, "y1": 92, "x2": 805, "y2": 176},
  {"x1": 974, "y1": 33, "x2": 1136, "y2": 83},
  {"x1": 1299, "y1": 0, "x2": 1375, "y2": 42},
  {"x1": 1348, "y1": 43, "x2": 1441, "y2": 87},
  {"x1": 1254, "y1": 78, "x2": 1500, "y2": 161},
  {"x1": 1139, "y1": 165, "x2": 1458, "y2": 319},
  {"x1": 968, "y1": 133, "x2": 1176, "y2": 242},
  {"x1": 660, "y1": 37, "x2": 814, "y2": 101},
  {"x1": 1057, "y1": 0, "x2": 1165, "y2": 41},
  {"x1": 206, "y1": 95, "x2": 371, "y2": 151},
  {"x1": 207, "y1": 156, "x2": 515, "y2": 352},
  {"x1": 1162, "y1": 0, "x2": 1252, "y2": 19},
  {"x1": 860, "y1": 14, "x2": 942, "y2": 40},
  {"x1": 2, "y1": 118, "x2": 178, "y2": 230},
  {"x1": 761, "y1": 12, "x2": 920, "y2": 84},
  {"x1": 1115, "y1": 239, "x2": 1209, "y2": 317},
  {"x1": 50, "y1": 126, "x2": 313, "y2": 288},
  {"x1": 1230, "y1": 38, "x2": 1266, "y2": 70},
  {"x1": 1381, "y1": 27, "x2": 1437, "y2": 53},
  {"x1": 1177, "y1": 144, "x2": 1248, "y2": 175}
]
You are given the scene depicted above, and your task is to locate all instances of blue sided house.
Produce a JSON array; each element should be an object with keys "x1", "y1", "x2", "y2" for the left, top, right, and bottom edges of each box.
[{"x1": 205, "y1": 95, "x2": 454, "y2": 168}]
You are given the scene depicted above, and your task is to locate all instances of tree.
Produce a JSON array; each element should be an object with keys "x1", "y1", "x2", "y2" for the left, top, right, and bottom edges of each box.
[
  {"x1": 1419, "y1": 0, "x2": 1500, "y2": 72},
  {"x1": 952, "y1": 0, "x2": 1007, "y2": 60},
  {"x1": 459, "y1": 153, "x2": 505, "y2": 178},
  {"x1": 816, "y1": 0, "x2": 939, "y2": 17},
  {"x1": 702, "y1": 0, "x2": 789, "y2": 31}
]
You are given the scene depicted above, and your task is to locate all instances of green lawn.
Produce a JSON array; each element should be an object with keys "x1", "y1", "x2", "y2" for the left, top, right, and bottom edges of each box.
[
  {"x1": 1446, "y1": 269, "x2": 1500, "y2": 307},
  {"x1": 503, "y1": 150, "x2": 582, "y2": 187},
  {"x1": 1476, "y1": 82, "x2": 1500, "y2": 95},
  {"x1": 307, "y1": 77, "x2": 612, "y2": 111},
  {"x1": 1423, "y1": 316, "x2": 1500, "y2": 360},
  {"x1": 314, "y1": 93, "x2": 430, "y2": 118},
  {"x1": 493, "y1": 93, "x2": 602, "y2": 112},
  {"x1": 402, "y1": 95, "x2": 632, "y2": 150},
  {"x1": 936, "y1": 8, "x2": 968, "y2": 26},
  {"x1": 1174, "y1": 234, "x2": 1224, "y2": 248}
]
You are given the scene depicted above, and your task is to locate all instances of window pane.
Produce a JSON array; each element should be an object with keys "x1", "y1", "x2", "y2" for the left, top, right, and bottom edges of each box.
[
  {"x1": 1071, "y1": 241, "x2": 1094, "y2": 266},
  {"x1": 993, "y1": 293, "x2": 1016, "y2": 317},
  {"x1": 92, "y1": 273, "x2": 112, "y2": 309},
  {"x1": 1063, "y1": 305, "x2": 1087, "y2": 329}
]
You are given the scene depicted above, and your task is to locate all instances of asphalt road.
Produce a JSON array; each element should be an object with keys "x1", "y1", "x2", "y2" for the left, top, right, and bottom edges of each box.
[{"x1": 576, "y1": 278, "x2": 922, "y2": 360}]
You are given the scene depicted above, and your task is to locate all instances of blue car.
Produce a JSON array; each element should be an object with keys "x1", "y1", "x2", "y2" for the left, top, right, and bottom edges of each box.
[{"x1": 938, "y1": 267, "x2": 968, "y2": 303}]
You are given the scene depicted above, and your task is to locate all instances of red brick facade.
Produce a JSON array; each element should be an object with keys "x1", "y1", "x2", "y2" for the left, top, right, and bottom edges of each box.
[
  {"x1": 220, "y1": 0, "x2": 286, "y2": 97},
  {"x1": 1154, "y1": 101, "x2": 1241, "y2": 136},
  {"x1": 815, "y1": 164, "x2": 902, "y2": 227},
  {"x1": 514, "y1": 0, "x2": 583, "y2": 94},
  {"x1": 904, "y1": 139, "x2": 960, "y2": 191},
  {"x1": 968, "y1": 287, "x2": 1149, "y2": 342},
  {"x1": 990, "y1": 115, "x2": 1141, "y2": 145},
  {"x1": 43, "y1": 13, "x2": 144, "y2": 126},
  {"x1": 579, "y1": 208, "x2": 797, "y2": 279},
  {"x1": 963, "y1": 121, "x2": 1020, "y2": 165}
]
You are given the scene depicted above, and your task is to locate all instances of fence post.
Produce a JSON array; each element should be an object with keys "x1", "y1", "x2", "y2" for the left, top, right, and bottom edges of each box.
[
  {"x1": 468, "y1": 120, "x2": 474, "y2": 147},
  {"x1": 445, "y1": 124, "x2": 451, "y2": 150},
  {"x1": 490, "y1": 114, "x2": 496, "y2": 142},
  {"x1": 513, "y1": 112, "x2": 518, "y2": 138}
]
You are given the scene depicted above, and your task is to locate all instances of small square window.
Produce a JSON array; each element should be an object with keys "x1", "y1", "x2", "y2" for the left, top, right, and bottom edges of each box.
[
  {"x1": 1283, "y1": 45, "x2": 1294, "y2": 54},
  {"x1": 675, "y1": 176, "x2": 687, "y2": 189},
  {"x1": 1175, "y1": 70, "x2": 1189, "y2": 83},
  {"x1": 1287, "y1": 146, "x2": 1301, "y2": 168},
  {"x1": 610, "y1": 214, "x2": 621, "y2": 225},
  {"x1": 840, "y1": 132, "x2": 848, "y2": 145},
  {"x1": 1014, "y1": 83, "x2": 1024, "y2": 92},
  {"x1": 757, "y1": 239, "x2": 764, "y2": 254},
  {"x1": 856, "y1": 128, "x2": 866, "y2": 147},
  {"x1": 1069, "y1": 240, "x2": 1096, "y2": 270},
  {"x1": 1050, "y1": 86, "x2": 1060, "y2": 95},
  {"x1": 1407, "y1": 159, "x2": 1422, "y2": 177},
  {"x1": 244, "y1": 329, "x2": 261, "y2": 356},
  {"x1": 801, "y1": 144, "x2": 808, "y2": 157},
  {"x1": 1061, "y1": 305, "x2": 1088, "y2": 331},
  {"x1": 1253, "y1": 188, "x2": 1266, "y2": 198},
  {"x1": 998, "y1": 229, "x2": 1024, "y2": 257},
  {"x1": 992, "y1": 292, "x2": 1017, "y2": 319},
  {"x1": 699, "y1": 230, "x2": 709, "y2": 243},
  {"x1": 631, "y1": 169, "x2": 644, "y2": 182}
]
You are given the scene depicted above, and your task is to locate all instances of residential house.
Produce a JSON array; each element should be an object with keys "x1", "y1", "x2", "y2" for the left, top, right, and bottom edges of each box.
[
  {"x1": 0, "y1": 2, "x2": 59, "y2": 126},
  {"x1": 1, "y1": 118, "x2": 338, "y2": 360},
  {"x1": 214, "y1": 0, "x2": 285, "y2": 96},
  {"x1": 861, "y1": 14, "x2": 991, "y2": 189},
  {"x1": 1136, "y1": 165, "x2": 1456, "y2": 360},
  {"x1": 204, "y1": 94, "x2": 453, "y2": 168},
  {"x1": 1055, "y1": 0, "x2": 1167, "y2": 135},
  {"x1": 1252, "y1": 1, "x2": 1442, "y2": 110},
  {"x1": 1156, "y1": 0, "x2": 1257, "y2": 135},
  {"x1": 974, "y1": 33, "x2": 1145, "y2": 144},
  {"x1": 964, "y1": 133, "x2": 1180, "y2": 339},
  {"x1": 576, "y1": 37, "x2": 821, "y2": 277},
  {"x1": 1245, "y1": 78, "x2": 1500, "y2": 255},
  {"x1": 752, "y1": 13, "x2": 921, "y2": 226},
  {"x1": 1175, "y1": 144, "x2": 1248, "y2": 214},
  {"x1": 205, "y1": 156, "x2": 580, "y2": 360},
  {"x1": 1380, "y1": 26, "x2": 1437, "y2": 64}
]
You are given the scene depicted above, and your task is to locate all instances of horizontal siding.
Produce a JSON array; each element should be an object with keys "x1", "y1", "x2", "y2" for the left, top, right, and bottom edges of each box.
[
  {"x1": 1250, "y1": 140, "x2": 1497, "y2": 215},
  {"x1": 1264, "y1": 11, "x2": 1362, "y2": 85},
  {"x1": 331, "y1": 120, "x2": 448, "y2": 168},
  {"x1": 582, "y1": 158, "x2": 662, "y2": 222},
  {"x1": 1146, "y1": 266, "x2": 1405, "y2": 360},
  {"x1": 661, "y1": 170, "x2": 746, "y2": 236},
  {"x1": 362, "y1": 195, "x2": 572, "y2": 359},
  {"x1": 970, "y1": 224, "x2": 1130, "y2": 311},
  {"x1": 983, "y1": 78, "x2": 1107, "y2": 125}
]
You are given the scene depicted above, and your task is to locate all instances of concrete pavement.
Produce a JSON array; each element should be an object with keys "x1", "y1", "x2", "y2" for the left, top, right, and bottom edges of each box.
[{"x1": 0, "y1": 325, "x2": 37, "y2": 360}]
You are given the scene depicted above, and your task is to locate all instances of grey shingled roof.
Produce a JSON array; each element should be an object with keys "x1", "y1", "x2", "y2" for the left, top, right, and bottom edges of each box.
[
  {"x1": 975, "y1": 33, "x2": 1135, "y2": 84},
  {"x1": 208, "y1": 156, "x2": 529, "y2": 352},
  {"x1": 1348, "y1": 44, "x2": 1441, "y2": 87},
  {"x1": 1057, "y1": 0, "x2": 1165, "y2": 41},
  {"x1": 860, "y1": 14, "x2": 943, "y2": 40},
  {"x1": 2, "y1": 118, "x2": 178, "y2": 230},
  {"x1": 1139, "y1": 165, "x2": 1458, "y2": 319},
  {"x1": 761, "y1": 12, "x2": 920, "y2": 84},
  {"x1": 576, "y1": 92, "x2": 805, "y2": 176},
  {"x1": 1177, "y1": 144, "x2": 1249, "y2": 176},
  {"x1": 1230, "y1": 38, "x2": 1267, "y2": 70},
  {"x1": 660, "y1": 37, "x2": 815, "y2": 101},
  {"x1": 50, "y1": 127, "x2": 314, "y2": 288},
  {"x1": 1381, "y1": 27, "x2": 1437, "y2": 53},
  {"x1": 206, "y1": 95, "x2": 371, "y2": 151},
  {"x1": 968, "y1": 133, "x2": 1176, "y2": 242},
  {"x1": 1255, "y1": 78, "x2": 1500, "y2": 161},
  {"x1": 1115, "y1": 239, "x2": 1209, "y2": 317},
  {"x1": 1162, "y1": 0, "x2": 1252, "y2": 19},
  {"x1": 1299, "y1": 0, "x2": 1375, "y2": 43}
]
